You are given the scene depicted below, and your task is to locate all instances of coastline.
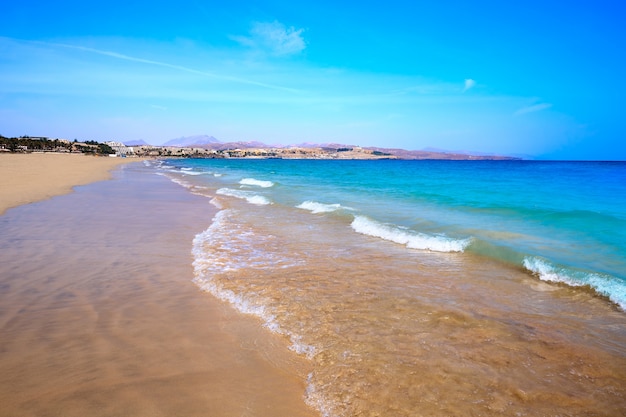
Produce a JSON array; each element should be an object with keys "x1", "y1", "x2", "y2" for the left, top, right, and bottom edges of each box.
[
  {"x1": 2, "y1": 156, "x2": 624, "y2": 416},
  {"x1": 0, "y1": 161, "x2": 316, "y2": 416},
  {"x1": 0, "y1": 153, "x2": 140, "y2": 215}
]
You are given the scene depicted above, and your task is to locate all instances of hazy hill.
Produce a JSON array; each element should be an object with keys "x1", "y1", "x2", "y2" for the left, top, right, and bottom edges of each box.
[
  {"x1": 197, "y1": 140, "x2": 271, "y2": 151},
  {"x1": 162, "y1": 135, "x2": 220, "y2": 147},
  {"x1": 150, "y1": 136, "x2": 519, "y2": 160},
  {"x1": 124, "y1": 139, "x2": 150, "y2": 146}
]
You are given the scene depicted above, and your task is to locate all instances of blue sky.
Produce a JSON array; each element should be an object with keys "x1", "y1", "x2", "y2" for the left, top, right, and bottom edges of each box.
[{"x1": 1, "y1": 0, "x2": 624, "y2": 159}]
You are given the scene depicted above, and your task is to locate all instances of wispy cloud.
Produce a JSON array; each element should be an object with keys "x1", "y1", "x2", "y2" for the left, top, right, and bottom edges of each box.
[
  {"x1": 34, "y1": 40, "x2": 302, "y2": 93},
  {"x1": 514, "y1": 102, "x2": 552, "y2": 116},
  {"x1": 463, "y1": 78, "x2": 476, "y2": 92},
  {"x1": 232, "y1": 21, "x2": 306, "y2": 56}
]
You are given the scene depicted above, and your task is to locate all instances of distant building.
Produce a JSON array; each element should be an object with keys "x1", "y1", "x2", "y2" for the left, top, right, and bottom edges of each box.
[
  {"x1": 105, "y1": 141, "x2": 134, "y2": 157},
  {"x1": 22, "y1": 136, "x2": 48, "y2": 141}
]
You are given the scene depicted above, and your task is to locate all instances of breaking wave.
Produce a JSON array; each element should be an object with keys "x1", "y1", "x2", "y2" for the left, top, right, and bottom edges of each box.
[
  {"x1": 523, "y1": 257, "x2": 626, "y2": 310},
  {"x1": 351, "y1": 215, "x2": 470, "y2": 253},
  {"x1": 216, "y1": 188, "x2": 272, "y2": 205},
  {"x1": 296, "y1": 201, "x2": 351, "y2": 214},
  {"x1": 240, "y1": 178, "x2": 274, "y2": 188}
]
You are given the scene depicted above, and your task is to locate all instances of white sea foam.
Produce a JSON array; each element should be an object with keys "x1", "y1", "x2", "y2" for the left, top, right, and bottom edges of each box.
[
  {"x1": 216, "y1": 187, "x2": 271, "y2": 205},
  {"x1": 240, "y1": 178, "x2": 274, "y2": 188},
  {"x1": 523, "y1": 257, "x2": 626, "y2": 310},
  {"x1": 156, "y1": 172, "x2": 213, "y2": 198},
  {"x1": 191, "y1": 209, "x2": 315, "y2": 357},
  {"x1": 305, "y1": 373, "x2": 336, "y2": 417},
  {"x1": 209, "y1": 197, "x2": 224, "y2": 210},
  {"x1": 162, "y1": 174, "x2": 191, "y2": 188},
  {"x1": 192, "y1": 211, "x2": 278, "y2": 322},
  {"x1": 351, "y1": 215, "x2": 470, "y2": 253},
  {"x1": 297, "y1": 201, "x2": 350, "y2": 214},
  {"x1": 288, "y1": 334, "x2": 317, "y2": 358},
  {"x1": 180, "y1": 169, "x2": 206, "y2": 176}
]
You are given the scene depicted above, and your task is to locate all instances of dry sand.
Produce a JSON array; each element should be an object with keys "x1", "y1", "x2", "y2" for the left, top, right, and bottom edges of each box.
[
  {"x1": 0, "y1": 158, "x2": 317, "y2": 416},
  {"x1": 0, "y1": 153, "x2": 137, "y2": 215}
]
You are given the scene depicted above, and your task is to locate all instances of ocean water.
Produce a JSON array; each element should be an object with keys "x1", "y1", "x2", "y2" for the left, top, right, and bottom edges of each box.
[{"x1": 155, "y1": 159, "x2": 626, "y2": 416}]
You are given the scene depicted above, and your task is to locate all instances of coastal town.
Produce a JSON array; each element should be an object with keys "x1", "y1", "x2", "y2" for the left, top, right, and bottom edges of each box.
[{"x1": 0, "y1": 135, "x2": 519, "y2": 160}]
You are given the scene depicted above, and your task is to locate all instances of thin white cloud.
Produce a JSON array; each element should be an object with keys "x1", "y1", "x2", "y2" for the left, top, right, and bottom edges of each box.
[
  {"x1": 33, "y1": 40, "x2": 302, "y2": 93},
  {"x1": 233, "y1": 21, "x2": 306, "y2": 56},
  {"x1": 514, "y1": 103, "x2": 552, "y2": 116},
  {"x1": 463, "y1": 78, "x2": 476, "y2": 92}
]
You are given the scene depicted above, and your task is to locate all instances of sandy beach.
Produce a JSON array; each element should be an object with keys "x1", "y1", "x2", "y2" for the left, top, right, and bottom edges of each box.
[
  {"x1": 0, "y1": 153, "x2": 139, "y2": 215},
  {"x1": 2, "y1": 154, "x2": 625, "y2": 416},
  {"x1": 0, "y1": 158, "x2": 316, "y2": 416}
]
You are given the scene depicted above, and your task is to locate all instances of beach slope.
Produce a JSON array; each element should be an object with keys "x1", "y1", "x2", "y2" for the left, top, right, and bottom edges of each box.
[
  {"x1": 0, "y1": 153, "x2": 136, "y2": 215},
  {"x1": 0, "y1": 159, "x2": 315, "y2": 416}
]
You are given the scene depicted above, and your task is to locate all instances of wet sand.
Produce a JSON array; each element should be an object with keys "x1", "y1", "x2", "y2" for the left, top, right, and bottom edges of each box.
[
  {"x1": 0, "y1": 162, "x2": 316, "y2": 416},
  {"x1": 0, "y1": 153, "x2": 137, "y2": 216},
  {"x1": 192, "y1": 199, "x2": 626, "y2": 416}
]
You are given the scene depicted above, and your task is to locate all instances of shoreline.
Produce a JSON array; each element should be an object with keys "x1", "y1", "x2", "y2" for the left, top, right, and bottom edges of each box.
[
  {"x1": 0, "y1": 153, "x2": 141, "y2": 215},
  {"x1": 0, "y1": 160, "x2": 317, "y2": 416},
  {"x1": 3, "y1": 155, "x2": 624, "y2": 416}
]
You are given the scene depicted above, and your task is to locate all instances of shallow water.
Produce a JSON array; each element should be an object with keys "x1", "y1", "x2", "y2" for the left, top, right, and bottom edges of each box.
[
  {"x1": 162, "y1": 158, "x2": 626, "y2": 416},
  {"x1": 167, "y1": 159, "x2": 626, "y2": 307}
]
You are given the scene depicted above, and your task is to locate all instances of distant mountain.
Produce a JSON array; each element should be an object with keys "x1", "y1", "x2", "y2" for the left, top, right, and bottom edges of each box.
[
  {"x1": 293, "y1": 143, "x2": 518, "y2": 160},
  {"x1": 364, "y1": 146, "x2": 519, "y2": 160},
  {"x1": 421, "y1": 146, "x2": 526, "y2": 159},
  {"x1": 124, "y1": 139, "x2": 150, "y2": 146},
  {"x1": 200, "y1": 140, "x2": 273, "y2": 151},
  {"x1": 295, "y1": 142, "x2": 358, "y2": 149},
  {"x1": 421, "y1": 146, "x2": 450, "y2": 153},
  {"x1": 152, "y1": 136, "x2": 520, "y2": 160},
  {"x1": 163, "y1": 135, "x2": 220, "y2": 147}
]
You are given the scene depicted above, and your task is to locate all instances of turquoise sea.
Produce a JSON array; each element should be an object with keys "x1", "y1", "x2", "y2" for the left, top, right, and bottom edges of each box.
[
  {"x1": 163, "y1": 159, "x2": 626, "y2": 309},
  {"x1": 156, "y1": 158, "x2": 626, "y2": 416}
]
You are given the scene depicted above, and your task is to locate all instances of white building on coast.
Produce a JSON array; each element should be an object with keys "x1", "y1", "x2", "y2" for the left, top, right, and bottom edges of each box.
[{"x1": 105, "y1": 141, "x2": 135, "y2": 157}]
